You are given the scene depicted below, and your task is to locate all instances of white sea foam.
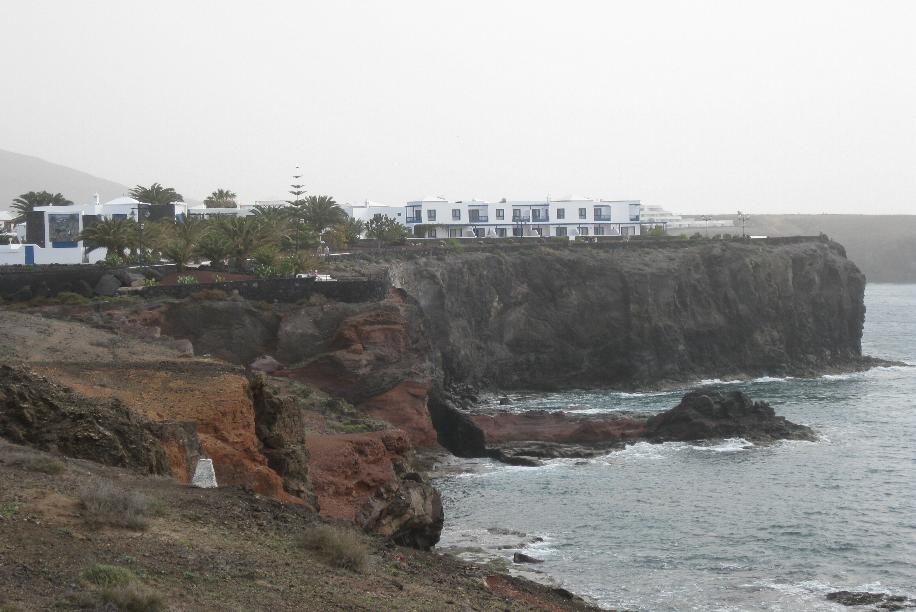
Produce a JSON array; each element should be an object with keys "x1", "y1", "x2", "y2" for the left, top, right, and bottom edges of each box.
[{"x1": 688, "y1": 438, "x2": 754, "y2": 452}]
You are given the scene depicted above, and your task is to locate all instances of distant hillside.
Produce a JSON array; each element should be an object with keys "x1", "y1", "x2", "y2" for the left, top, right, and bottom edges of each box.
[
  {"x1": 0, "y1": 149, "x2": 130, "y2": 208},
  {"x1": 673, "y1": 215, "x2": 916, "y2": 283}
]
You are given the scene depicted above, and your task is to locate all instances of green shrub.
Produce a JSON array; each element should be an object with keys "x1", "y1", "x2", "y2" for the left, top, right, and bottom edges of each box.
[
  {"x1": 176, "y1": 274, "x2": 198, "y2": 285},
  {"x1": 82, "y1": 564, "x2": 137, "y2": 588},
  {"x1": 55, "y1": 291, "x2": 90, "y2": 305},
  {"x1": 141, "y1": 278, "x2": 159, "y2": 287},
  {"x1": 302, "y1": 524, "x2": 369, "y2": 572},
  {"x1": 79, "y1": 480, "x2": 154, "y2": 530}
]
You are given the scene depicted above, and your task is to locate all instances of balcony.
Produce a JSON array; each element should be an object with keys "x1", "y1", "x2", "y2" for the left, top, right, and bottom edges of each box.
[
  {"x1": 407, "y1": 215, "x2": 423, "y2": 224},
  {"x1": 594, "y1": 214, "x2": 611, "y2": 222},
  {"x1": 531, "y1": 213, "x2": 550, "y2": 223},
  {"x1": 469, "y1": 214, "x2": 489, "y2": 223},
  {"x1": 512, "y1": 216, "x2": 531, "y2": 223}
]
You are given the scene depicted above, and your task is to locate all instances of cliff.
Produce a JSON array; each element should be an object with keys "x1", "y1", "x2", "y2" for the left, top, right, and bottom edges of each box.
[{"x1": 383, "y1": 237, "x2": 870, "y2": 390}]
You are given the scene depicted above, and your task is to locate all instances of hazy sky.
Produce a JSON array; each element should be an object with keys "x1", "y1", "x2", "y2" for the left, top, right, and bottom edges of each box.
[{"x1": 1, "y1": 1, "x2": 914, "y2": 214}]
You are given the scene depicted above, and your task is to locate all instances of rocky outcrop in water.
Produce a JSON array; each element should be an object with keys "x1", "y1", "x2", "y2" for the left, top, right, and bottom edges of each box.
[{"x1": 644, "y1": 390, "x2": 816, "y2": 443}]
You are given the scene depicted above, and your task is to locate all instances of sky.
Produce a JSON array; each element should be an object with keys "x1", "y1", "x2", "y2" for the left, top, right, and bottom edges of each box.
[{"x1": 0, "y1": 0, "x2": 914, "y2": 214}]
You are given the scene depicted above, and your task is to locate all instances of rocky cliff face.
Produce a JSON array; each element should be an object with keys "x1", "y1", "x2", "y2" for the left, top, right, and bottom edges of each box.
[{"x1": 386, "y1": 238, "x2": 868, "y2": 390}]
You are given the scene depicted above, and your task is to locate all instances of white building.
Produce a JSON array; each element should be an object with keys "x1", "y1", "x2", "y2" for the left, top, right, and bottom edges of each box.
[
  {"x1": 0, "y1": 195, "x2": 188, "y2": 266},
  {"x1": 402, "y1": 196, "x2": 641, "y2": 239},
  {"x1": 345, "y1": 200, "x2": 407, "y2": 226},
  {"x1": 640, "y1": 204, "x2": 734, "y2": 230}
]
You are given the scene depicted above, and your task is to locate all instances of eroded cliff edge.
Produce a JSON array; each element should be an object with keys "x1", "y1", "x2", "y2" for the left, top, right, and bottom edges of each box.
[{"x1": 382, "y1": 237, "x2": 871, "y2": 390}]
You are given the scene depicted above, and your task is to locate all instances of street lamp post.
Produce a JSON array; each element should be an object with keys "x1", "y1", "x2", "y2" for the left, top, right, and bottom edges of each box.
[
  {"x1": 736, "y1": 211, "x2": 750, "y2": 237},
  {"x1": 700, "y1": 214, "x2": 712, "y2": 236}
]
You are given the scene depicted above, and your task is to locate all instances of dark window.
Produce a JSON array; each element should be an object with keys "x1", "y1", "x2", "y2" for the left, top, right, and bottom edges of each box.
[
  {"x1": 556, "y1": 209, "x2": 565, "y2": 219},
  {"x1": 512, "y1": 227, "x2": 523, "y2": 237},
  {"x1": 427, "y1": 210, "x2": 436, "y2": 221},
  {"x1": 496, "y1": 209, "x2": 504, "y2": 220},
  {"x1": 449, "y1": 228, "x2": 459, "y2": 237},
  {"x1": 556, "y1": 226, "x2": 568, "y2": 237},
  {"x1": 496, "y1": 228, "x2": 507, "y2": 237},
  {"x1": 578, "y1": 208, "x2": 587, "y2": 219},
  {"x1": 512, "y1": 209, "x2": 521, "y2": 220},
  {"x1": 452, "y1": 209, "x2": 461, "y2": 220},
  {"x1": 579, "y1": 227, "x2": 589, "y2": 236},
  {"x1": 427, "y1": 228, "x2": 437, "y2": 238},
  {"x1": 594, "y1": 226, "x2": 605, "y2": 236}
]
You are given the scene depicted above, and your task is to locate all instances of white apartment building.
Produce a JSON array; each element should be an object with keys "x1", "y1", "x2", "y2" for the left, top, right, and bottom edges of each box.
[
  {"x1": 345, "y1": 200, "x2": 407, "y2": 226},
  {"x1": 403, "y1": 196, "x2": 641, "y2": 239}
]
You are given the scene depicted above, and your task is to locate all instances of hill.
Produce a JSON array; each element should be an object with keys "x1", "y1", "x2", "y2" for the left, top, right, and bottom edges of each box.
[
  {"x1": 0, "y1": 149, "x2": 130, "y2": 208},
  {"x1": 673, "y1": 215, "x2": 916, "y2": 283}
]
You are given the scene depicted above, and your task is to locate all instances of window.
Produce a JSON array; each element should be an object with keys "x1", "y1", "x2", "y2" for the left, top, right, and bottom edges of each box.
[
  {"x1": 578, "y1": 208, "x2": 587, "y2": 219},
  {"x1": 449, "y1": 228, "x2": 459, "y2": 238},
  {"x1": 427, "y1": 209, "x2": 436, "y2": 221},
  {"x1": 594, "y1": 226, "x2": 605, "y2": 236},
  {"x1": 556, "y1": 226, "x2": 568, "y2": 237},
  {"x1": 556, "y1": 208, "x2": 565, "y2": 220},
  {"x1": 496, "y1": 209, "x2": 504, "y2": 220},
  {"x1": 512, "y1": 227, "x2": 523, "y2": 237},
  {"x1": 496, "y1": 228, "x2": 507, "y2": 237},
  {"x1": 427, "y1": 228, "x2": 437, "y2": 238},
  {"x1": 373, "y1": 213, "x2": 382, "y2": 220},
  {"x1": 512, "y1": 209, "x2": 521, "y2": 220},
  {"x1": 579, "y1": 227, "x2": 589, "y2": 236},
  {"x1": 452, "y1": 209, "x2": 461, "y2": 220}
]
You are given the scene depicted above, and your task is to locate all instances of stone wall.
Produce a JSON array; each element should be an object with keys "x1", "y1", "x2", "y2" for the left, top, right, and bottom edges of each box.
[{"x1": 139, "y1": 277, "x2": 390, "y2": 303}]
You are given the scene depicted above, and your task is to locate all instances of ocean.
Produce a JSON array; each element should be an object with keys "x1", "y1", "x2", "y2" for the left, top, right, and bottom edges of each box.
[{"x1": 434, "y1": 283, "x2": 916, "y2": 611}]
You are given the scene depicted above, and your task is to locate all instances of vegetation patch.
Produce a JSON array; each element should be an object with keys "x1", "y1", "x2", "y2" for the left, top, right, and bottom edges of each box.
[
  {"x1": 96, "y1": 583, "x2": 166, "y2": 612},
  {"x1": 79, "y1": 479, "x2": 155, "y2": 530},
  {"x1": 81, "y1": 564, "x2": 137, "y2": 588},
  {"x1": 2, "y1": 449, "x2": 66, "y2": 475},
  {"x1": 302, "y1": 524, "x2": 369, "y2": 572}
]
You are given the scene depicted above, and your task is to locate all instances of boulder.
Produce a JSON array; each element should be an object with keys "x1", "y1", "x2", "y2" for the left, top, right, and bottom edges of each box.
[
  {"x1": 113, "y1": 269, "x2": 145, "y2": 286},
  {"x1": 512, "y1": 552, "x2": 544, "y2": 564},
  {"x1": 355, "y1": 475, "x2": 444, "y2": 550},
  {"x1": 250, "y1": 355, "x2": 283, "y2": 373},
  {"x1": 644, "y1": 390, "x2": 816, "y2": 443},
  {"x1": 74, "y1": 280, "x2": 94, "y2": 298},
  {"x1": 94, "y1": 273, "x2": 122, "y2": 297}
]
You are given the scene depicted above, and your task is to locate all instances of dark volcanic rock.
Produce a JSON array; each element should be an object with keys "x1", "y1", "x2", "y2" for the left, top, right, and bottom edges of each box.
[
  {"x1": 513, "y1": 552, "x2": 545, "y2": 564},
  {"x1": 826, "y1": 591, "x2": 914, "y2": 609},
  {"x1": 247, "y1": 373, "x2": 318, "y2": 511},
  {"x1": 355, "y1": 474, "x2": 444, "y2": 550},
  {"x1": 162, "y1": 300, "x2": 280, "y2": 364},
  {"x1": 0, "y1": 365, "x2": 169, "y2": 474},
  {"x1": 644, "y1": 390, "x2": 816, "y2": 443},
  {"x1": 387, "y1": 238, "x2": 871, "y2": 389},
  {"x1": 427, "y1": 389, "x2": 488, "y2": 457}
]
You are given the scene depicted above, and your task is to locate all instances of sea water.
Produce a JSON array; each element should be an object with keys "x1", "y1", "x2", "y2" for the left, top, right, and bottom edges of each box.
[{"x1": 434, "y1": 284, "x2": 916, "y2": 611}]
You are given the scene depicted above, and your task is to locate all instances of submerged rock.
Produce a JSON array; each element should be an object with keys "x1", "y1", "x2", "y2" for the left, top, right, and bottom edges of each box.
[
  {"x1": 826, "y1": 591, "x2": 914, "y2": 609},
  {"x1": 512, "y1": 552, "x2": 544, "y2": 564},
  {"x1": 644, "y1": 390, "x2": 816, "y2": 443}
]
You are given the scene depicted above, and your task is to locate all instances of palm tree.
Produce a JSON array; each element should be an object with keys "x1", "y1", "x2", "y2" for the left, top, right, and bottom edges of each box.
[
  {"x1": 80, "y1": 217, "x2": 138, "y2": 257},
  {"x1": 250, "y1": 205, "x2": 293, "y2": 242},
  {"x1": 129, "y1": 183, "x2": 183, "y2": 206},
  {"x1": 300, "y1": 195, "x2": 346, "y2": 237},
  {"x1": 195, "y1": 230, "x2": 231, "y2": 271},
  {"x1": 11, "y1": 191, "x2": 73, "y2": 222},
  {"x1": 204, "y1": 189, "x2": 238, "y2": 208},
  {"x1": 149, "y1": 217, "x2": 209, "y2": 271},
  {"x1": 215, "y1": 216, "x2": 268, "y2": 271}
]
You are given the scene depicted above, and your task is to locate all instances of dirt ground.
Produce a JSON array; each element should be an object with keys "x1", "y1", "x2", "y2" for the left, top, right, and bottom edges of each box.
[{"x1": 0, "y1": 439, "x2": 598, "y2": 611}]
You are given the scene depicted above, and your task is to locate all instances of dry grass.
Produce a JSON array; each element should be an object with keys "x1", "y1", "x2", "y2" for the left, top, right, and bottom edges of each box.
[
  {"x1": 79, "y1": 479, "x2": 154, "y2": 530},
  {"x1": 2, "y1": 450, "x2": 65, "y2": 475},
  {"x1": 97, "y1": 583, "x2": 166, "y2": 612},
  {"x1": 302, "y1": 524, "x2": 369, "y2": 572}
]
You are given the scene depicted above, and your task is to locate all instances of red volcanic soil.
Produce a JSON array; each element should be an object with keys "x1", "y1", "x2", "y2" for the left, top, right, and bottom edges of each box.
[
  {"x1": 471, "y1": 410, "x2": 646, "y2": 445},
  {"x1": 159, "y1": 270, "x2": 254, "y2": 285},
  {"x1": 306, "y1": 429, "x2": 412, "y2": 520}
]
